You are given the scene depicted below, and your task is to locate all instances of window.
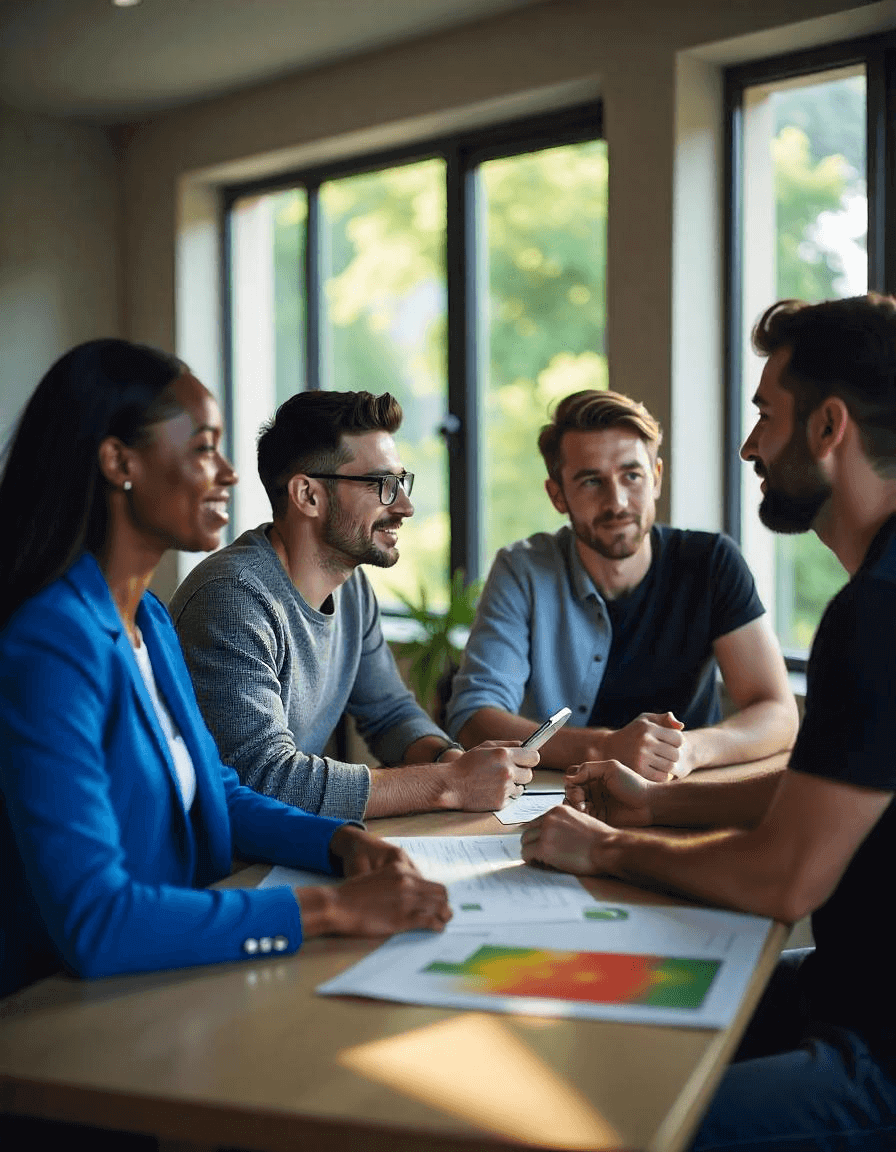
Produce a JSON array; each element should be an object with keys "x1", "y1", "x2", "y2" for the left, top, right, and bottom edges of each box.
[
  {"x1": 224, "y1": 105, "x2": 606, "y2": 612},
  {"x1": 725, "y1": 35, "x2": 896, "y2": 662}
]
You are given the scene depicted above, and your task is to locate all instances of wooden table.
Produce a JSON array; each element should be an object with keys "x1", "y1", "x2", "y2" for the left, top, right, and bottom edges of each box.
[{"x1": 0, "y1": 763, "x2": 788, "y2": 1152}]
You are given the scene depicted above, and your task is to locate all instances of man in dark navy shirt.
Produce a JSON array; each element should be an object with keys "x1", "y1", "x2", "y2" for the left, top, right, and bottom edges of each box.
[
  {"x1": 447, "y1": 389, "x2": 798, "y2": 777},
  {"x1": 523, "y1": 293, "x2": 896, "y2": 1149}
]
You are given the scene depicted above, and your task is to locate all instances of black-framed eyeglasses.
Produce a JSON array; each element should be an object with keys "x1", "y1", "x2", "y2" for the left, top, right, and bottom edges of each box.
[{"x1": 305, "y1": 471, "x2": 414, "y2": 506}]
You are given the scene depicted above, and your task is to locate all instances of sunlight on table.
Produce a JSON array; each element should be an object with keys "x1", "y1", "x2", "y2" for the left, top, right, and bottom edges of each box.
[{"x1": 338, "y1": 1011, "x2": 621, "y2": 1148}]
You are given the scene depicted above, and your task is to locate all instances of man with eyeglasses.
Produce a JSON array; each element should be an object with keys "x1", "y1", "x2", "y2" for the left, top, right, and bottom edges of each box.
[{"x1": 171, "y1": 389, "x2": 536, "y2": 821}]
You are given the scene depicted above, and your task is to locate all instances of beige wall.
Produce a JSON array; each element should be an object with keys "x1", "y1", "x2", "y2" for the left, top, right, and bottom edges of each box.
[
  {"x1": 0, "y1": 105, "x2": 122, "y2": 445},
  {"x1": 1, "y1": 0, "x2": 891, "y2": 598},
  {"x1": 117, "y1": 0, "x2": 892, "y2": 596}
]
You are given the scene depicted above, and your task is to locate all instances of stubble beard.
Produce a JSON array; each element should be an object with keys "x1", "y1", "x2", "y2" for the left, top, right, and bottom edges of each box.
[
  {"x1": 574, "y1": 515, "x2": 647, "y2": 561},
  {"x1": 322, "y1": 501, "x2": 401, "y2": 570}
]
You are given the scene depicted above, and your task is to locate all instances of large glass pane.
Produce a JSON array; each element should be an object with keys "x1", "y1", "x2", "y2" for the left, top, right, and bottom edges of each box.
[
  {"x1": 319, "y1": 159, "x2": 448, "y2": 611},
  {"x1": 479, "y1": 140, "x2": 608, "y2": 570},
  {"x1": 229, "y1": 188, "x2": 307, "y2": 531},
  {"x1": 739, "y1": 67, "x2": 866, "y2": 654}
]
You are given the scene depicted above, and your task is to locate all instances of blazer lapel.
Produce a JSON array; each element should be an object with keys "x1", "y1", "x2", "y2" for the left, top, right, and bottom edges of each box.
[
  {"x1": 137, "y1": 600, "x2": 231, "y2": 880},
  {"x1": 66, "y1": 554, "x2": 194, "y2": 834}
]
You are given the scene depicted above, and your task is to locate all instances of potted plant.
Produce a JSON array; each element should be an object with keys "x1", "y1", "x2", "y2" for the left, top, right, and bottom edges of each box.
[{"x1": 391, "y1": 569, "x2": 482, "y2": 726}]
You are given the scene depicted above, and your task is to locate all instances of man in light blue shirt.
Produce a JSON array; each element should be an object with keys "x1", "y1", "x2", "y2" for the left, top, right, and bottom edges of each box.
[{"x1": 446, "y1": 390, "x2": 797, "y2": 779}]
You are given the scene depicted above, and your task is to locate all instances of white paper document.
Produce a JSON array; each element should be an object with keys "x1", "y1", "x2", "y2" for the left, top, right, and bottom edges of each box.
[
  {"x1": 260, "y1": 864, "x2": 339, "y2": 890},
  {"x1": 493, "y1": 791, "x2": 565, "y2": 825},
  {"x1": 382, "y1": 834, "x2": 600, "y2": 926},
  {"x1": 317, "y1": 903, "x2": 773, "y2": 1029},
  {"x1": 260, "y1": 834, "x2": 601, "y2": 927}
]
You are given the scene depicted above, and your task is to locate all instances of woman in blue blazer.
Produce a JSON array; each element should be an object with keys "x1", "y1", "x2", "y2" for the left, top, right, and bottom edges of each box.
[{"x1": 0, "y1": 340, "x2": 449, "y2": 1000}]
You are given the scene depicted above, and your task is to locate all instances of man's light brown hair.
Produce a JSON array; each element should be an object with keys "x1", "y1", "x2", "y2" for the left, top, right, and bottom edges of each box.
[{"x1": 538, "y1": 389, "x2": 663, "y2": 483}]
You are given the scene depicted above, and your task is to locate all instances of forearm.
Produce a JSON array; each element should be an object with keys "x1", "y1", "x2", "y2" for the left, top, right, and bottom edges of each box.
[
  {"x1": 684, "y1": 697, "x2": 799, "y2": 771},
  {"x1": 600, "y1": 824, "x2": 799, "y2": 921},
  {"x1": 458, "y1": 707, "x2": 532, "y2": 747},
  {"x1": 365, "y1": 743, "x2": 535, "y2": 817},
  {"x1": 365, "y1": 762, "x2": 455, "y2": 817},
  {"x1": 620, "y1": 762, "x2": 896, "y2": 924},
  {"x1": 645, "y1": 763, "x2": 785, "y2": 828},
  {"x1": 403, "y1": 734, "x2": 460, "y2": 764}
]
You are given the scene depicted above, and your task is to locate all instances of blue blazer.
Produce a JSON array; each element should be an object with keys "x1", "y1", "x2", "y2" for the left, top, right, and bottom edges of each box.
[{"x1": 0, "y1": 554, "x2": 346, "y2": 998}]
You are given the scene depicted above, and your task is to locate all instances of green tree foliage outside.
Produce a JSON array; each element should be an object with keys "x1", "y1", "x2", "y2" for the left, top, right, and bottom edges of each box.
[
  {"x1": 273, "y1": 144, "x2": 609, "y2": 610},
  {"x1": 480, "y1": 142, "x2": 608, "y2": 567},
  {"x1": 262, "y1": 85, "x2": 862, "y2": 651},
  {"x1": 768, "y1": 75, "x2": 864, "y2": 649}
]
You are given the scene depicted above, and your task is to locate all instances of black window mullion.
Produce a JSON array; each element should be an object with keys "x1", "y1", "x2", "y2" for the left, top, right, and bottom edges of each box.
[
  {"x1": 867, "y1": 44, "x2": 896, "y2": 296},
  {"x1": 445, "y1": 146, "x2": 480, "y2": 583},
  {"x1": 305, "y1": 184, "x2": 322, "y2": 390},
  {"x1": 723, "y1": 79, "x2": 744, "y2": 543},
  {"x1": 887, "y1": 46, "x2": 896, "y2": 297},
  {"x1": 220, "y1": 194, "x2": 236, "y2": 484}
]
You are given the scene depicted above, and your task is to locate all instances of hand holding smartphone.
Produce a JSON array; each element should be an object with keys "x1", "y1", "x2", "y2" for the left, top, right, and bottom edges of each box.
[{"x1": 521, "y1": 707, "x2": 572, "y2": 750}]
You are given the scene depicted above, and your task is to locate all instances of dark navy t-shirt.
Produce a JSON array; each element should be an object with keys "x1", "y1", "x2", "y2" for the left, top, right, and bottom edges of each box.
[
  {"x1": 790, "y1": 515, "x2": 896, "y2": 1043},
  {"x1": 589, "y1": 526, "x2": 764, "y2": 730}
]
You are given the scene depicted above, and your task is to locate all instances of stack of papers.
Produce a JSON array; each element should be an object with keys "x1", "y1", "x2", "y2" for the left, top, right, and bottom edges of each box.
[
  {"x1": 260, "y1": 834, "x2": 772, "y2": 1028},
  {"x1": 318, "y1": 906, "x2": 771, "y2": 1028}
]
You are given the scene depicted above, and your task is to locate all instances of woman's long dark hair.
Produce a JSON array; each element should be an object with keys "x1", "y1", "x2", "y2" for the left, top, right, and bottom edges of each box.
[{"x1": 0, "y1": 339, "x2": 185, "y2": 628}]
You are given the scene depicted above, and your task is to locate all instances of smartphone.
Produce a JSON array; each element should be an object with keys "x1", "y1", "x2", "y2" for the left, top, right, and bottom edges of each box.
[{"x1": 521, "y1": 707, "x2": 572, "y2": 750}]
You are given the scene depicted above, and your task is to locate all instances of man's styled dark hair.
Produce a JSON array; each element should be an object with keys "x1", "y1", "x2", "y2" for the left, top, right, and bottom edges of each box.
[
  {"x1": 538, "y1": 389, "x2": 663, "y2": 483},
  {"x1": 753, "y1": 294, "x2": 896, "y2": 475},
  {"x1": 257, "y1": 390, "x2": 403, "y2": 516}
]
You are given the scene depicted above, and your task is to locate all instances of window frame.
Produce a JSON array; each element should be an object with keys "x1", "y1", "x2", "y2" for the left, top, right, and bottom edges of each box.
[
  {"x1": 723, "y1": 32, "x2": 896, "y2": 668},
  {"x1": 220, "y1": 101, "x2": 604, "y2": 597}
]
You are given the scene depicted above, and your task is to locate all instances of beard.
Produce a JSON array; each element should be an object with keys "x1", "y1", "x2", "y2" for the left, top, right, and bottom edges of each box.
[
  {"x1": 572, "y1": 513, "x2": 648, "y2": 560},
  {"x1": 322, "y1": 499, "x2": 401, "y2": 569},
  {"x1": 755, "y1": 426, "x2": 831, "y2": 535},
  {"x1": 758, "y1": 484, "x2": 830, "y2": 534}
]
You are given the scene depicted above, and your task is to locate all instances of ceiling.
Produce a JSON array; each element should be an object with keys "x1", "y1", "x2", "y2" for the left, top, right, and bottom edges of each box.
[{"x1": 0, "y1": 0, "x2": 541, "y2": 122}]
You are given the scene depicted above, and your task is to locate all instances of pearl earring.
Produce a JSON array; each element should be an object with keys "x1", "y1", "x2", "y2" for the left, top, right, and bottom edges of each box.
[{"x1": 123, "y1": 481, "x2": 133, "y2": 492}]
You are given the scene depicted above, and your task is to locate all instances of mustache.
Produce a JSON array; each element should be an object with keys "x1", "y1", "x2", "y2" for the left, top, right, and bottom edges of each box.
[
  {"x1": 753, "y1": 461, "x2": 768, "y2": 480},
  {"x1": 597, "y1": 513, "x2": 637, "y2": 525},
  {"x1": 373, "y1": 516, "x2": 404, "y2": 531}
]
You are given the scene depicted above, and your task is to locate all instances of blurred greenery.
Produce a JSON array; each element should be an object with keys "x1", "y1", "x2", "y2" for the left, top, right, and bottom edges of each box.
[
  {"x1": 769, "y1": 74, "x2": 865, "y2": 649},
  {"x1": 261, "y1": 77, "x2": 863, "y2": 652},
  {"x1": 272, "y1": 143, "x2": 609, "y2": 610},
  {"x1": 480, "y1": 143, "x2": 608, "y2": 565}
]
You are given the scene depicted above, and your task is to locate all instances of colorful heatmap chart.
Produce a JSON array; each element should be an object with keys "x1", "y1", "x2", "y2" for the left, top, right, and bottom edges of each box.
[{"x1": 425, "y1": 945, "x2": 721, "y2": 1009}]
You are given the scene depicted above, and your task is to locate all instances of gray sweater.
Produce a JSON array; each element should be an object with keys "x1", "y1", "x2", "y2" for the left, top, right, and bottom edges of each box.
[{"x1": 170, "y1": 526, "x2": 447, "y2": 821}]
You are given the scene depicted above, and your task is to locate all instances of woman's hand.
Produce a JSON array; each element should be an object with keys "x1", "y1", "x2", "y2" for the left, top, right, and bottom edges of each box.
[
  {"x1": 296, "y1": 863, "x2": 452, "y2": 937},
  {"x1": 328, "y1": 824, "x2": 416, "y2": 877}
]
